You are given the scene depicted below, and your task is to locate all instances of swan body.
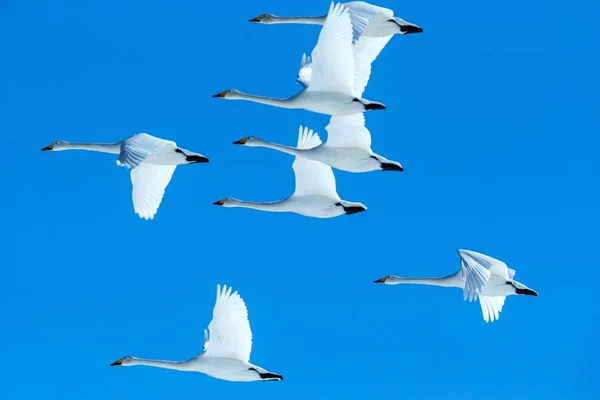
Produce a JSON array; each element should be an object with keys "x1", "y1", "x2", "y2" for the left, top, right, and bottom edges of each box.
[
  {"x1": 250, "y1": 1, "x2": 423, "y2": 38},
  {"x1": 374, "y1": 249, "x2": 539, "y2": 322},
  {"x1": 214, "y1": 2, "x2": 385, "y2": 116},
  {"x1": 41, "y1": 133, "x2": 208, "y2": 220},
  {"x1": 215, "y1": 127, "x2": 367, "y2": 218},
  {"x1": 110, "y1": 284, "x2": 283, "y2": 382},
  {"x1": 233, "y1": 114, "x2": 402, "y2": 173}
]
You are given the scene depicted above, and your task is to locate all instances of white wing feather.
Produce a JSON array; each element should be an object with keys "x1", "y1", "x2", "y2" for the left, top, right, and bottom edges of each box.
[
  {"x1": 344, "y1": 1, "x2": 394, "y2": 41},
  {"x1": 297, "y1": 53, "x2": 313, "y2": 88},
  {"x1": 293, "y1": 127, "x2": 339, "y2": 199},
  {"x1": 479, "y1": 295, "x2": 506, "y2": 323},
  {"x1": 130, "y1": 163, "x2": 176, "y2": 220},
  {"x1": 307, "y1": 2, "x2": 355, "y2": 95},
  {"x1": 118, "y1": 133, "x2": 173, "y2": 169},
  {"x1": 325, "y1": 114, "x2": 371, "y2": 150},
  {"x1": 457, "y1": 249, "x2": 493, "y2": 302},
  {"x1": 203, "y1": 284, "x2": 253, "y2": 362}
]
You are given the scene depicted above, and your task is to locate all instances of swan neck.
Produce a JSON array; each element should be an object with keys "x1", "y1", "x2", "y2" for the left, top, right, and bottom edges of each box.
[
  {"x1": 388, "y1": 275, "x2": 460, "y2": 288},
  {"x1": 236, "y1": 92, "x2": 296, "y2": 109},
  {"x1": 269, "y1": 16, "x2": 326, "y2": 25},
  {"x1": 129, "y1": 358, "x2": 191, "y2": 371},
  {"x1": 229, "y1": 200, "x2": 287, "y2": 212},
  {"x1": 62, "y1": 142, "x2": 121, "y2": 154},
  {"x1": 254, "y1": 140, "x2": 302, "y2": 156}
]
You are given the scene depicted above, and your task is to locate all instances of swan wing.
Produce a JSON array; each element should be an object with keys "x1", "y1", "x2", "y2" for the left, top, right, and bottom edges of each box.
[
  {"x1": 203, "y1": 284, "x2": 253, "y2": 362},
  {"x1": 460, "y1": 249, "x2": 511, "y2": 281},
  {"x1": 325, "y1": 113, "x2": 371, "y2": 150},
  {"x1": 130, "y1": 163, "x2": 176, "y2": 220},
  {"x1": 118, "y1": 133, "x2": 174, "y2": 169},
  {"x1": 344, "y1": 1, "x2": 394, "y2": 41},
  {"x1": 293, "y1": 126, "x2": 339, "y2": 198},
  {"x1": 478, "y1": 295, "x2": 506, "y2": 323},
  {"x1": 352, "y1": 14, "x2": 392, "y2": 98},
  {"x1": 457, "y1": 249, "x2": 494, "y2": 301},
  {"x1": 297, "y1": 53, "x2": 313, "y2": 88},
  {"x1": 307, "y1": 2, "x2": 355, "y2": 95}
]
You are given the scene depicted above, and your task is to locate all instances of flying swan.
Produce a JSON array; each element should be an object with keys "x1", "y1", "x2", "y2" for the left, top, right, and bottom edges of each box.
[
  {"x1": 41, "y1": 133, "x2": 208, "y2": 220},
  {"x1": 214, "y1": 127, "x2": 367, "y2": 218},
  {"x1": 213, "y1": 2, "x2": 385, "y2": 116},
  {"x1": 249, "y1": 2, "x2": 423, "y2": 39},
  {"x1": 373, "y1": 249, "x2": 538, "y2": 322},
  {"x1": 110, "y1": 284, "x2": 283, "y2": 382},
  {"x1": 232, "y1": 56, "x2": 403, "y2": 173}
]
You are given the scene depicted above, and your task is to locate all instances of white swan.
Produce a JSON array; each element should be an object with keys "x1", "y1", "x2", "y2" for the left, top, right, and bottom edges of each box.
[
  {"x1": 213, "y1": 2, "x2": 385, "y2": 116},
  {"x1": 373, "y1": 249, "x2": 538, "y2": 322},
  {"x1": 249, "y1": 1, "x2": 423, "y2": 38},
  {"x1": 41, "y1": 133, "x2": 208, "y2": 220},
  {"x1": 232, "y1": 57, "x2": 403, "y2": 173},
  {"x1": 214, "y1": 127, "x2": 367, "y2": 218},
  {"x1": 110, "y1": 284, "x2": 282, "y2": 382}
]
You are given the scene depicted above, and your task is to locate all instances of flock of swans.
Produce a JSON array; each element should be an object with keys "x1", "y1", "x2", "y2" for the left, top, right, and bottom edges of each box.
[{"x1": 41, "y1": 1, "x2": 538, "y2": 383}]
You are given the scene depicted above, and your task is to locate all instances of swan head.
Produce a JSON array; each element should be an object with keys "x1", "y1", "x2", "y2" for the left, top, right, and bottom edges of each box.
[
  {"x1": 110, "y1": 356, "x2": 134, "y2": 367},
  {"x1": 41, "y1": 140, "x2": 69, "y2": 151},
  {"x1": 248, "y1": 13, "x2": 278, "y2": 24},
  {"x1": 213, "y1": 197, "x2": 241, "y2": 207},
  {"x1": 380, "y1": 160, "x2": 404, "y2": 172},
  {"x1": 233, "y1": 136, "x2": 263, "y2": 147},
  {"x1": 393, "y1": 18, "x2": 424, "y2": 35},
  {"x1": 373, "y1": 275, "x2": 400, "y2": 284},
  {"x1": 335, "y1": 201, "x2": 367, "y2": 216},
  {"x1": 212, "y1": 89, "x2": 243, "y2": 99}
]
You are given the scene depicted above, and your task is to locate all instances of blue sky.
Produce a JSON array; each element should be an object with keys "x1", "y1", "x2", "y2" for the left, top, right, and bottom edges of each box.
[{"x1": 1, "y1": 0, "x2": 599, "y2": 398}]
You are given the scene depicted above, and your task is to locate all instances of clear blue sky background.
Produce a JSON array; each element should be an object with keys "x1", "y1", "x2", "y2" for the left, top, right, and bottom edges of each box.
[{"x1": 1, "y1": 0, "x2": 599, "y2": 399}]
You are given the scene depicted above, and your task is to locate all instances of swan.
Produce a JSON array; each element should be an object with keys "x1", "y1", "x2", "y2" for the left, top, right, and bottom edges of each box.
[
  {"x1": 110, "y1": 284, "x2": 283, "y2": 382},
  {"x1": 373, "y1": 249, "x2": 538, "y2": 322},
  {"x1": 249, "y1": 1, "x2": 423, "y2": 38},
  {"x1": 214, "y1": 127, "x2": 367, "y2": 218},
  {"x1": 41, "y1": 133, "x2": 208, "y2": 220},
  {"x1": 213, "y1": 2, "x2": 385, "y2": 116},
  {"x1": 232, "y1": 57, "x2": 403, "y2": 173}
]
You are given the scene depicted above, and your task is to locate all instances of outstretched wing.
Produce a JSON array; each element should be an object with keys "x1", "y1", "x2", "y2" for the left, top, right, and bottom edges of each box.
[
  {"x1": 118, "y1": 133, "x2": 173, "y2": 169},
  {"x1": 292, "y1": 127, "x2": 339, "y2": 199},
  {"x1": 324, "y1": 113, "x2": 371, "y2": 150},
  {"x1": 203, "y1": 284, "x2": 253, "y2": 362},
  {"x1": 297, "y1": 53, "x2": 313, "y2": 88},
  {"x1": 344, "y1": 1, "x2": 394, "y2": 42},
  {"x1": 479, "y1": 295, "x2": 506, "y2": 323},
  {"x1": 307, "y1": 2, "x2": 355, "y2": 95},
  {"x1": 456, "y1": 249, "x2": 494, "y2": 302},
  {"x1": 130, "y1": 163, "x2": 176, "y2": 220}
]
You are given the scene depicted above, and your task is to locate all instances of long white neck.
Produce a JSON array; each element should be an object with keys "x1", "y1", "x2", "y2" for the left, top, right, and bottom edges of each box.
[
  {"x1": 266, "y1": 16, "x2": 326, "y2": 25},
  {"x1": 233, "y1": 92, "x2": 298, "y2": 109},
  {"x1": 251, "y1": 140, "x2": 305, "y2": 157},
  {"x1": 128, "y1": 357, "x2": 192, "y2": 371},
  {"x1": 385, "y1": 273, "x2": 461, "y2": 288},
  {"x1": 228, "y1": 199, "x2": 288, "y2": 212},
  {"x1": 59, "y1": 142, "x2": 121, "y2": 154}
]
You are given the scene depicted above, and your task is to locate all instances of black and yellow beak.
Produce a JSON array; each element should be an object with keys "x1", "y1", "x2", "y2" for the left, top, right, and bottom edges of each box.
[
  {"x1": 233, "y1": 137, "x2": 249, "y2": 145},
  {"x1": 249, "y1": 15, "x2": 264, "y2": 22},
  {"x1": 41, "y1": 143, "x2": 55, "y2": 151},
  {"x1": 212, "y1": 90, "x2": 229, "y2": 98},
  {"x1": 373, "y1": 276, "x2": 388, "y2": 284},
  {"x1": 110, "y1": 358, "x2": 124, "y2": 366},
  {"x1": 213, "y1": 199, "x2": 227, "y2": 206}
]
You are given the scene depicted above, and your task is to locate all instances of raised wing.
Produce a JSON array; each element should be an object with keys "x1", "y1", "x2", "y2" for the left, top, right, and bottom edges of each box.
[
  {"x1": 325, "y1": 113, "x2": 371, "y2": 150},
  {"x1": 457, "y1": 249, "x2": 493, "y2": 301},
  {"x1": 352, "y1": 14, "x2": 392, "y2": 97},
  {"x1": 297, "y1": 53, "x2": 313, "y2": 88},
  {"x1": 307, "y1": 2, "x2": 355, "y2": 95},
  {"x1": 203, "y1": 284, "x2": 253, "y2": 362},
  {"x1": 293, "y1": 126, "x2": 339, "y2": 199},
  {"x1": 130, "y1": 163, "x2": 176, "y2": 220},
  {"x1": 479, "y1": 295, "x2": 506, "y2": 323},
  {"x1": 118, "y1": 133, "x2": 173, "y2": 169},
  {"x1": 345, "y1": 1, "x2": 394, "y2": 41},
  {"x1": 460, "y1": 249, "x2": 511, "y2": 281}
]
